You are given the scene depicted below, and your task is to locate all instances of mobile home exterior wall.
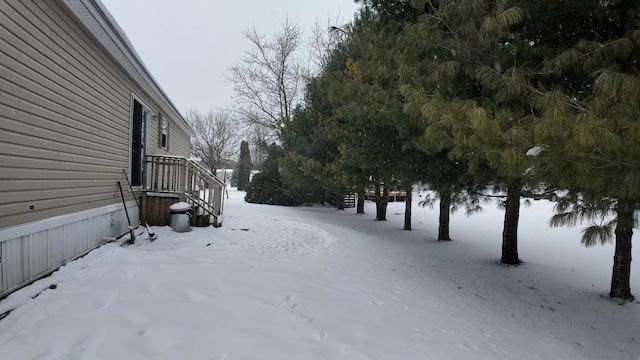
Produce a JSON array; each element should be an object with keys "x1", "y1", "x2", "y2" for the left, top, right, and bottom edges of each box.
[{"x1": 0, "y1": 0, "x2": 192, "y2": 297}]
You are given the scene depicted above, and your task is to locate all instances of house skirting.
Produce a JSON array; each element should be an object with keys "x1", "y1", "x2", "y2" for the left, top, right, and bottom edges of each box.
[
  {"x1": 0, "y1": 202, "x2": 138, "y2": 299},
  {"x1": 143, "y1": 192, "x2": 181, "y2": 226}
]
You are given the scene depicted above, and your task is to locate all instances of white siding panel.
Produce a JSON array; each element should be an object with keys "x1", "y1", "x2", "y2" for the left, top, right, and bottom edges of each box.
[
  {"x1": 87, "y1": 217, "x2": 99, "y2": 249},
  {"x1": 75, "y1": 219, "x2": 89, "y2": 255},
  {"x1": 28, "y1": 232, "x2": 48, "y2": 279},
  {"x1": 47, "y1": 227, "x2": 64, "y2": 270},
  {"x1": 0, "y1": 203, "x2": 135, "y2": 296},
  {"x1": 2, "y1": 239, "x2": 23, "y2": 293},
  {"x1": 62, "y1": 223, "x2": 78, "y2": 261}
]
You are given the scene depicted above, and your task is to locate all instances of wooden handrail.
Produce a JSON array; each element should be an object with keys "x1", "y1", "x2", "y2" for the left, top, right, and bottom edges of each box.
[{"x1": 144, "y1": 155, "x2": 224, "y2": 226}]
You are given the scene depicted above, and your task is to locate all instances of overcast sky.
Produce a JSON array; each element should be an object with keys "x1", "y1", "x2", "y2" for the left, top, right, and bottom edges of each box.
[{"x1": 100, "y1": 0, "x2": 361, "y2": 115}]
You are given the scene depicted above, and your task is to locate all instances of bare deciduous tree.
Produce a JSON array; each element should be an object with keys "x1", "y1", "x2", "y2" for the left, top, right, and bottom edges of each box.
[
  {"x1": 245, "y1": 123, "x2": 272, "y2": 169},
  {"x1": 186, "y1": 109, "x2": 239, "y2": 177},
  {"x1": 227, "y1": 18, "x2": 306, "y2": 137}
]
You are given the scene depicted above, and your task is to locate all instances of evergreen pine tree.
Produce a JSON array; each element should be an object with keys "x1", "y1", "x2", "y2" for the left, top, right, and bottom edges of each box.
[
  {"x1": 245, "y1": 143, "x2": 297, "y2": 206},
  {"x1": 400, "y1": 0, "x2": 534, "y2": 263},
  {"x1": 236, "y1": 141, "x2": 252, "y2": 191},
  {"x1": 280, "y1": 83, "x2": 340, "y2": 205},
  {"x1": 527, "y1": 1, "x2": 640, "y2": 300}
]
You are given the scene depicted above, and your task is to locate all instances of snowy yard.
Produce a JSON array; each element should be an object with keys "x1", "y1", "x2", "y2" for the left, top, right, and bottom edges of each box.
[{"x1": 1, "y1": 189, "x2": 639, "y2": 359}]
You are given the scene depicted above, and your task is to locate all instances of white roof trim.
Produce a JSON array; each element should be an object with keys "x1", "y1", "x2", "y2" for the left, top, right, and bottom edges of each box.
[{"x1": 60, "y1": 0, "x2": 194, "y2": 137}]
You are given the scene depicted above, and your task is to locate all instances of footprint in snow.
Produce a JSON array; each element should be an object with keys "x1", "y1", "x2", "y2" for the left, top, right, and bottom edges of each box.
[
  {"x1": 123, "y1": 310, "x2": 147, "y2": 326},
  {"x1": 185, "y1": 288, "x2": 208, "y2": 303},
  {"x1": 147, "y1": 281, "x2": 161, "y2": 294},
  {"x1": 275, "y1": 295, "x2": 299, "y2": 309},
  {"x1": 93, "y1": 290, "x2": 119, "y2": 310},
  {"x1": 124, "y1": 267, "x2": 139, "y2": 279}
]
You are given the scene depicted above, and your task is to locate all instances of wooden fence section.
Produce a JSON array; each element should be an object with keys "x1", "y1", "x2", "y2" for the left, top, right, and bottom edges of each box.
[
  {"x1": 364, "y1": 189, "x2": 407, "y2": 202},
  {"x1": 143, "y1": 155, "x2": 224, "y2": 227},
  {"x1": 344, "y1": 194, "x2": 356, "y2": 208}
]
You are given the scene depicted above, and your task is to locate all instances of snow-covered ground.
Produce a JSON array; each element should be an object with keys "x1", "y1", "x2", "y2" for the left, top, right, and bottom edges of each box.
[{"x1": 1, "y1": 189, "x2": 639, "y2": 360}]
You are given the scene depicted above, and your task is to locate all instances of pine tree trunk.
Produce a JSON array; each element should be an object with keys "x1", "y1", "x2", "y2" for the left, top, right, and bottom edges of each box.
[
  {"x1": 501, "y1": 180, "x2": 522, "y2": 265},
  {"x1": 610, "y1": 199, "x2": 634, "y2": 300},
  {"x1": 404, "y1": 185, "x2": 412, "y2": 230},
  {"x1": 357, "y1": 189, "x2": 365, "y2": 214},
  {"x1": 438, "y1": 188, "x2": 452, "y2": 241},
  {"x1": 375, "y1": 184, "x2": 388, "y2": 221}
]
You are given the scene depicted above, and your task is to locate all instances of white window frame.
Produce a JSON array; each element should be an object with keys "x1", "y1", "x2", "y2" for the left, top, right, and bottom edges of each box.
[{"x1": 159, "y1": 115, "x2": 169, "y2": 150}]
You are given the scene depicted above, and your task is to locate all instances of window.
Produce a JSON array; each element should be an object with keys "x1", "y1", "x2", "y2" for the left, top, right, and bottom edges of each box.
[{"x1": 159, "y1": 116, "x2": 168, "y2": 150}]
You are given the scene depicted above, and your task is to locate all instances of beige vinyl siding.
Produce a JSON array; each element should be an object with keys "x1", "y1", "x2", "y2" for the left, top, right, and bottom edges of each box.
[
  {"x1": 173, "y1": 123, "x2": 192, "y2": 156},
  {"x1": 0, "y1": 0, "x2": 182, "y2": 229},
  {"x1": 146, "y1": 112, "x2": 191, "y2": 157},
  {"x1": 166, "y1": 120, "x2": 191, "y2": 157}
]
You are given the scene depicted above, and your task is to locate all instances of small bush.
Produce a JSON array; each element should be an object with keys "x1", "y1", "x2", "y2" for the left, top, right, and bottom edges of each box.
[{"x1": 244, "y1": 171, "x2": 298, "y2": 206}]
